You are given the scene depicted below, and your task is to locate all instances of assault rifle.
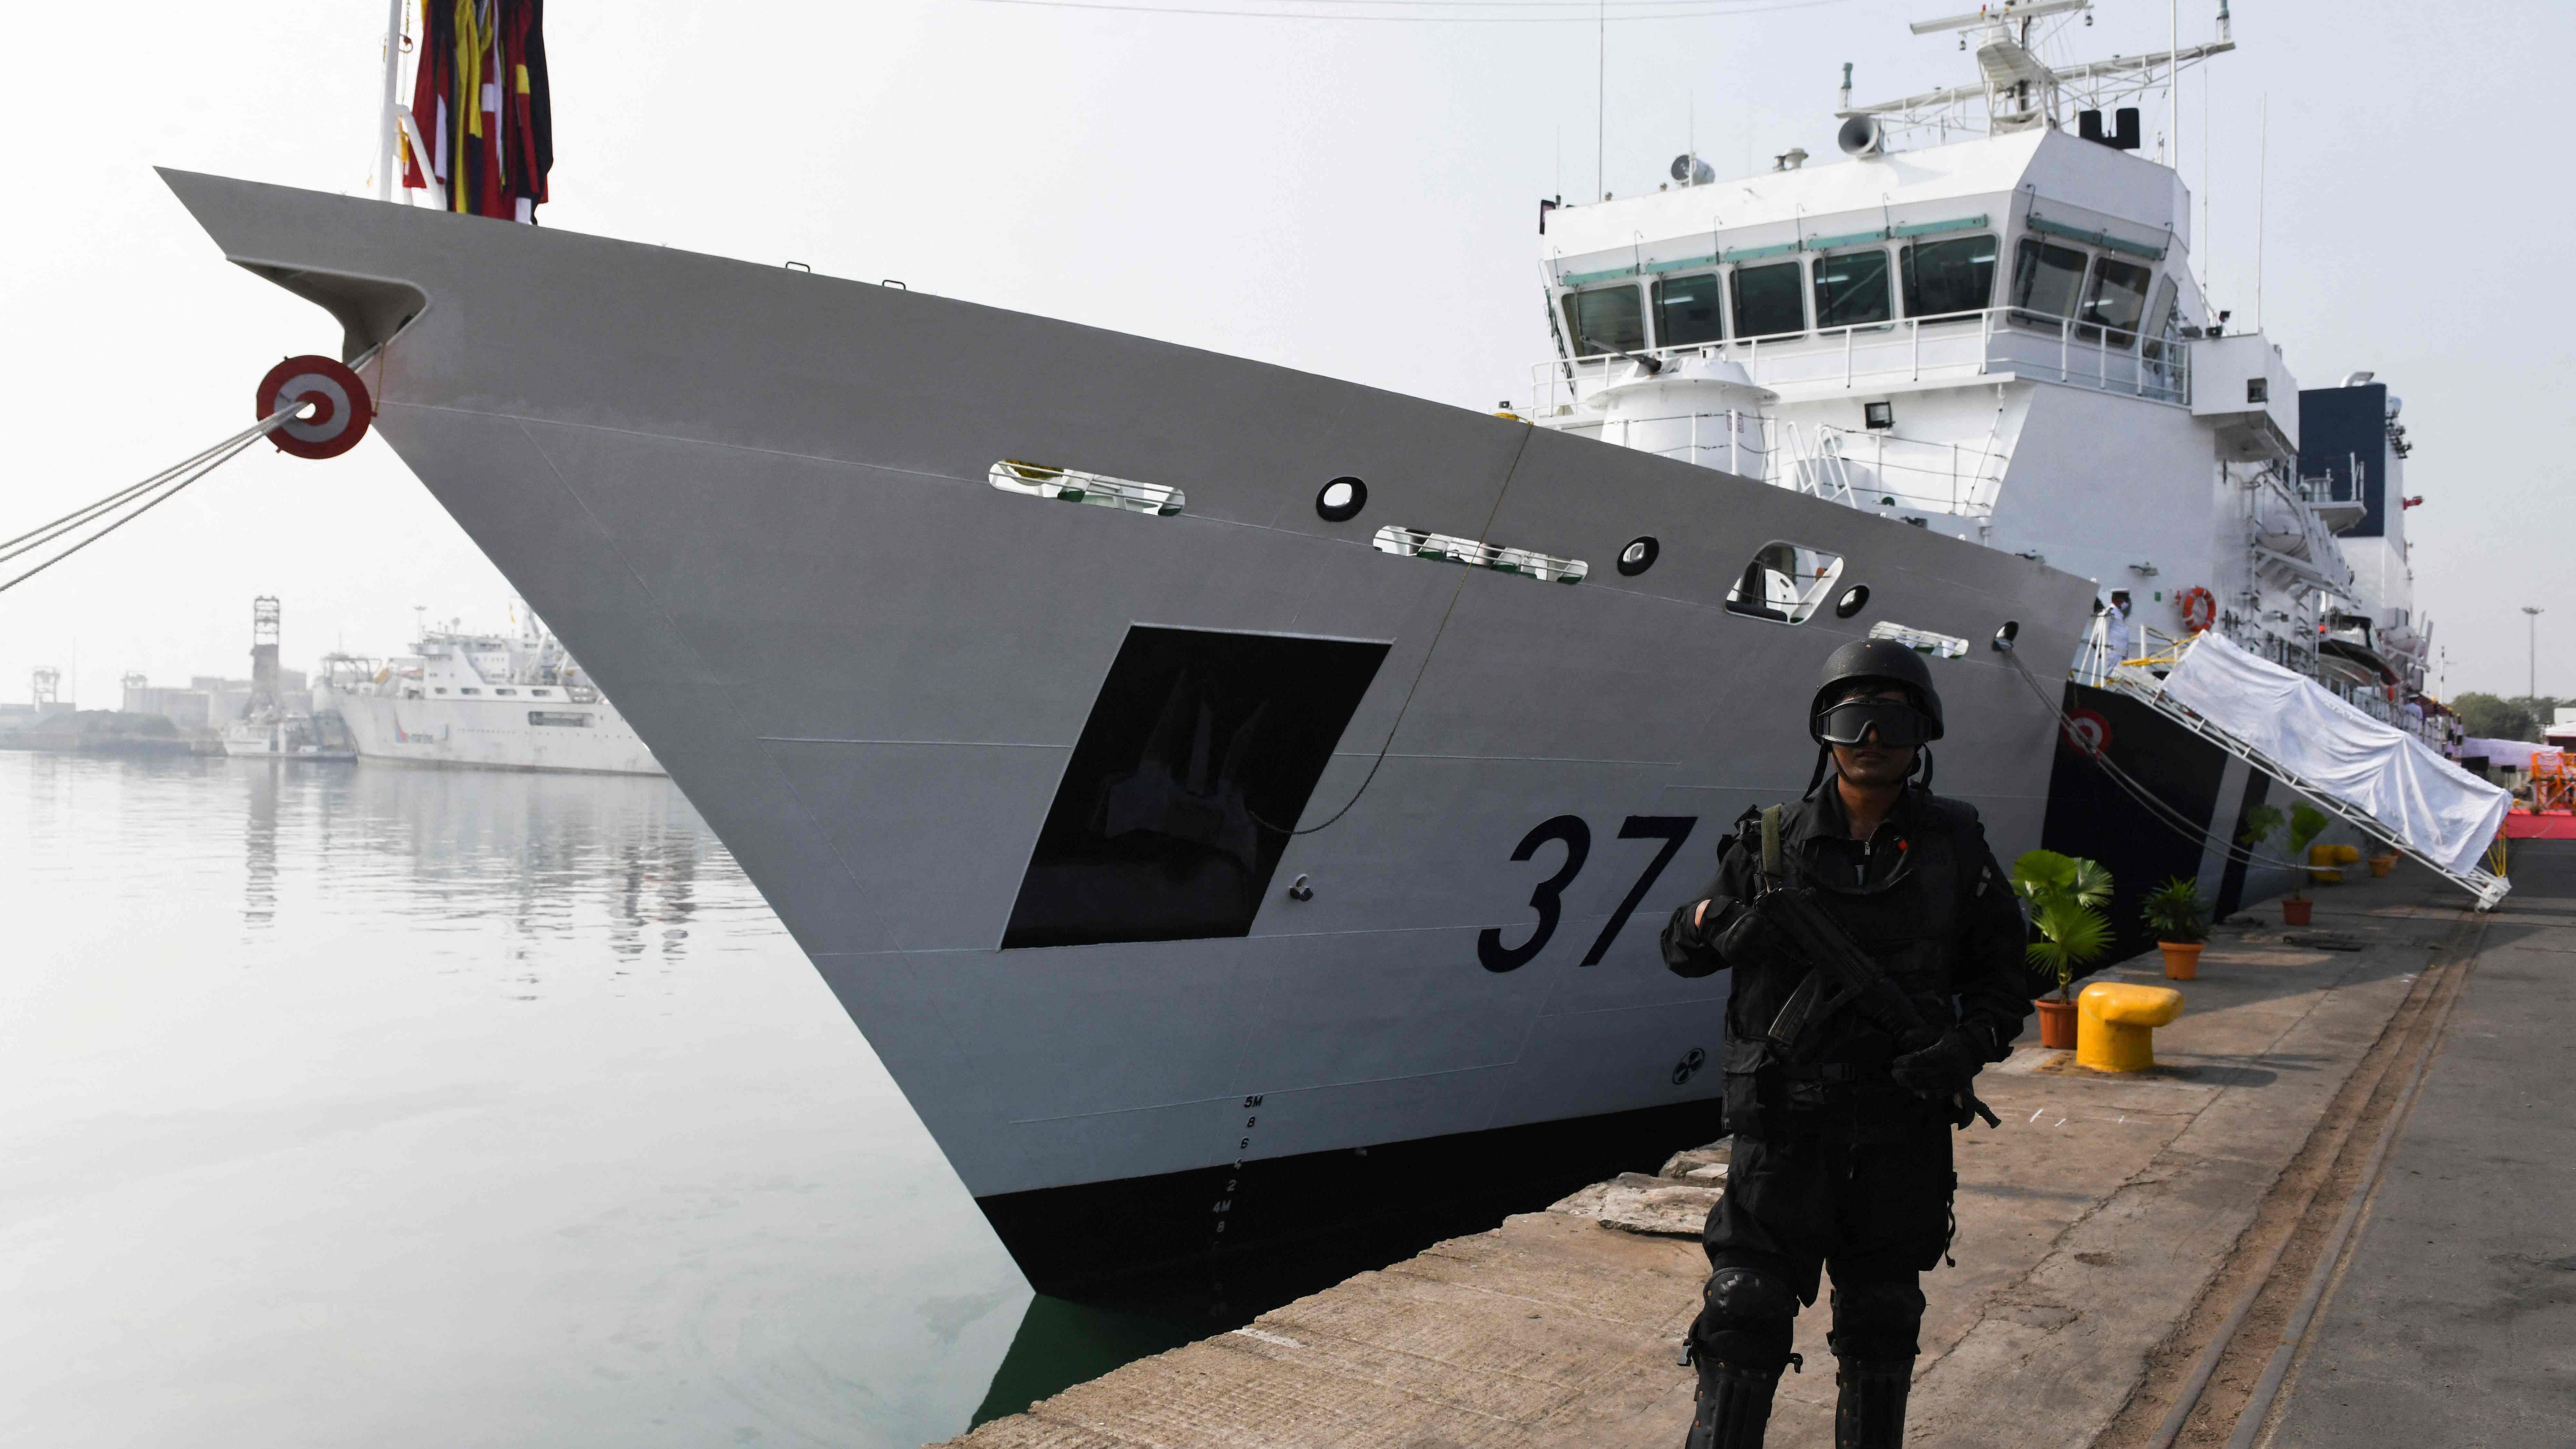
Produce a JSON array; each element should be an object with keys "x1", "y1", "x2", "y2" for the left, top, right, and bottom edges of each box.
[{"x1": 1752, "y1": 806, "x2": 2001, "y2": 1131}]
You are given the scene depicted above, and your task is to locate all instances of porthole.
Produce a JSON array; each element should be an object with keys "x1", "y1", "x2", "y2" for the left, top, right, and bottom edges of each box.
[
  {"x1": 1834, "y1": 584, "x2": 1871, "y2": 619},
  {"x1": 1316, "y1": 476, "x2": 1367, "y2": 523},
  {"x1": 1616, "y1": 535, "x2": 1659, "y2": 576}
]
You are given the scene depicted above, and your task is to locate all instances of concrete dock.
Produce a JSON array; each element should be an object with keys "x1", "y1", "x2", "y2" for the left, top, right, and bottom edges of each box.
[{"x1": 945, "y1": 849, "x2": 2565, "y2": 1449}]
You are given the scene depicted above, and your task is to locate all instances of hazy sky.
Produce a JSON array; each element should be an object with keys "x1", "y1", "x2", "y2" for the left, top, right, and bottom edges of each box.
[{"x1": 2, "y1": 0, "x2": 2564, "y2": 705}]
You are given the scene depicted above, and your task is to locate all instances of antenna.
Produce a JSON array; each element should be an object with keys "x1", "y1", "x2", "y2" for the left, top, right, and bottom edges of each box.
[
  {"x1": 378, "y1": 0, "x2": 404, "y2": 202},
  {"x1": 1851, "y1": 0, "x2": 2233, "y2": 147},
  {"x1": 2256, "y1": 93, "x2": 2267, "y2": 332},
  {"x1": 2168, "y1": 0, "x2": 2180, "y2": 164}
]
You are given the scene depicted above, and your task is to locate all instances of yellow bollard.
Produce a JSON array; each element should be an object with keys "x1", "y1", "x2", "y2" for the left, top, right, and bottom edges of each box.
[
  {"x1": 2076, "y1": 982, "x2": 2185, "y2": 1072},
  {"x1": 2307, "y1": 842, "x2": 2362, "y2": 884}
]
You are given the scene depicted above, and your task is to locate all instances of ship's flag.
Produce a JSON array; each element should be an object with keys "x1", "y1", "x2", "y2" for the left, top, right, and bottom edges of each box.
[{"x1": 398, "y1": 0, "x2": 553, "y2": 222}]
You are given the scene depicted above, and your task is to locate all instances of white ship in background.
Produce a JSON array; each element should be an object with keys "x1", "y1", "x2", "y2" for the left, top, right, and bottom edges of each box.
[{"x1": 317, "y1": 611, "x2": 664, "y2": 776}]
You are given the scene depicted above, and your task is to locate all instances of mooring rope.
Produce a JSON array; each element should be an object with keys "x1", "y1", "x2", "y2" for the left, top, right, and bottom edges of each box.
[
  {"x1": 1997, "y1": 643, "x2": 2300, "y2": 876},
  {"x1": 0, "y1": 401, "x2": 315, "y2": 596},
  {"x1": 1, "y1": 343, "x2": 388, "y2": 598}
]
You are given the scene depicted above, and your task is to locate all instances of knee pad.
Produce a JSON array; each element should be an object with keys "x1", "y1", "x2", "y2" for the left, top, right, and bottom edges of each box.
[
  {"x1": 1693, "y1": 1265, "x2": 1800, "y2": 1372},
  {"x1": 1828, "y1": 1278, "x2": 1926, "y2": 1363}
]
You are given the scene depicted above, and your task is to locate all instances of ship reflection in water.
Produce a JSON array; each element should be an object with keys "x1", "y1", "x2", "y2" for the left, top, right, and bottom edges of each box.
[{"x1": 0, "y1": 752, "x2": 1168, "y2": 1447}]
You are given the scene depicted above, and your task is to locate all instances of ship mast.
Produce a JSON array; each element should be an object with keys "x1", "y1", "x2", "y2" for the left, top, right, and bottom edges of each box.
[
  {"x1": 1839, "y1": 0, "x2": 2236, "y2": 148},
  {"x1": 378, "y1": 0, "x2": 405, "y2": 202}
]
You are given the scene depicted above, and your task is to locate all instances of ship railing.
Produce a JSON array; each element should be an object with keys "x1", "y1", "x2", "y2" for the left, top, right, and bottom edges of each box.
[
  {"x1": 1546, "y1": 405, "x2": 2010, "y2": 518},
  {"x1": 1794, "y1": 421, "x2": 2009, "y2": 516},
  {"x1": 1370, "y1": 526, "x2": 1589, "y2": 584},
  {"x1": 1527, "y1": 307, "x2": 2190, "y2": 416},
  {"x1": 2079, "y1": 623, "x2": 2452, "y2": 756}
]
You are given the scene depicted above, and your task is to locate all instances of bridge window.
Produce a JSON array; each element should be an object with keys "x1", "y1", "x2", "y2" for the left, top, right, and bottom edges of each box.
[
  {"x1": 1813, "y1": 248, "x2": 1893, "y2": 330},
  {"x1": 2010, "y1": 238, "x2": 2088, "y2": 323},
  {"x1": 1563, "y1": 284, "x2": 1645, "y2": 356},
  {"x1": 2079, "y1": 257, "x2": 2154, "y2": 346},
  {"x1": 1652, "y1": 273, "x2": 1726, "y2": 347},
  {"x1": 1732, "y1": 260, "x2": 1807, "y2": 339},
  {"x1": 2142, "y1": 276, "x2": 2181, "y2": 363},
  {"x1": 1901, "y1": 234, "x2": 1997, "y2": 319}
]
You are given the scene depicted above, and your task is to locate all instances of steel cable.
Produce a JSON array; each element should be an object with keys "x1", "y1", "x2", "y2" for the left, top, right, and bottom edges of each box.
[
  {"x1": 1996, "y1": 644, "x2": 2302, "y2": 877},
  {"x1": 0, "y1": 401, "x2": 313, "y2": 596},
  {"x1": 0, "y1": 416, "x2": 286, "y2": 560}
]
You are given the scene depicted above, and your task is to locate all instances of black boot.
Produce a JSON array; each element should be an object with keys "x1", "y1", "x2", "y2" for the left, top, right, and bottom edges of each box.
[
  {"x1": 1832, "y1": 1358, "x2": 1913, "y2": 1449},
  {"x1": 1684, "y1": 1357, "x2": 1784, "y2": 1449}
]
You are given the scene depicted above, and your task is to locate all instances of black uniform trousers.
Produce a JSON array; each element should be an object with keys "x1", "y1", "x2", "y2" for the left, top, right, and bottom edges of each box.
[{"x1": 1699, "y1": 1092, "x2": 1955, "y2": 1368}]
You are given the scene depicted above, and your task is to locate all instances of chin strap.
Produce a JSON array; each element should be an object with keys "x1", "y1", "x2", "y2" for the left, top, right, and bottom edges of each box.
[
  {"x1": 1802, "y1": 745, "x2": 1833, "y2": 799},
  {"x1": 1915, "y1": 745, "x2": 1935, "y2": 792}
]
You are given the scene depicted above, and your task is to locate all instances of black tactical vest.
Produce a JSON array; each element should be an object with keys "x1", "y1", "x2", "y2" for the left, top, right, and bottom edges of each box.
[{"x1": 1720, "y1": 789, "x2": 1978, "y2": 1141}]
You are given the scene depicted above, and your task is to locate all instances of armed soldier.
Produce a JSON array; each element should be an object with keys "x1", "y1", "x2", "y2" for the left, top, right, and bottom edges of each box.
[{"x1": 1660, "y1": 639, "x2": 2032, "y2": 1449}]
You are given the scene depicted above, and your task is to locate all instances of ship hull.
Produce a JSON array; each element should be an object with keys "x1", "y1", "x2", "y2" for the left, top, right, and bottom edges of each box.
[
  {"x1": 2042, "y1": 680, "x2": 2303, "y2": 950},
  {"x1": 165, "y1": 170, "x2": 2097, "y2": 1298}
]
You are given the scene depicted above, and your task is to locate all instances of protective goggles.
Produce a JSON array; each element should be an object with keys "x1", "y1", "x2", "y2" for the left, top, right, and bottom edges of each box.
[{"x1": 1813, "y1": 697, "x2": 1930, "y2": 748}]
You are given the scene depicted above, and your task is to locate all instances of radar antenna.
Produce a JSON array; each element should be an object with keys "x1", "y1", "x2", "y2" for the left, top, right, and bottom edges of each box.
[{"x1": 1841, "y1": 0, "x2": 2235, "y2": 146}]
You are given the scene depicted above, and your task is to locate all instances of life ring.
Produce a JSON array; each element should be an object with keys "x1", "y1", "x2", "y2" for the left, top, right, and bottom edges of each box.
[
  {"x1": 2178, "y1": 586, "x2": 2217, "y2": 633},
  {"x1": 256, "y1": 354, "x2": 374, "y2": 460},
  {"x1": 2063, "y1": 706, "x2": 2113, "y2": 756}
]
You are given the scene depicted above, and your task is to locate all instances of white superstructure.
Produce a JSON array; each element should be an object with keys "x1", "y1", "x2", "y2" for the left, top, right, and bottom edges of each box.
[
  {"x1": 1526, "y1": 0, "x2": 2427, "y2": 735},
  {"x1": 318, "y1": 613, "x2": 664, "y2": 776}
]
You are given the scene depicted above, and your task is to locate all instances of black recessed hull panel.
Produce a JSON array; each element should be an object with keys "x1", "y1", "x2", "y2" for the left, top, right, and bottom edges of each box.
[{"x1": 1002, "y1": 626, "x2": 1389, "y2": 950}]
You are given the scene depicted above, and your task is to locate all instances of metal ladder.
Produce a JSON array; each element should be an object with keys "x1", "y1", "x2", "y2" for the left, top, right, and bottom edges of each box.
[{"x1": 2096, "y1": 661, "x2": 2512, "y2": 912}]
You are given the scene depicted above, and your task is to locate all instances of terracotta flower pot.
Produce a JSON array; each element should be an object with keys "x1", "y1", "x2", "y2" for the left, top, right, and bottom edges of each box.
[
  {"x1": 2035, "y1": 996, "x2": 2078, "y2": 1049},
  {"x1": 2159, "y1": 941, "x2": 2204, "y2": 980},
  {"x1": 2368, "y1": 855, "x2": 2396, "y2": 878},
  {"x1": 2281, "y1": 897, "x2": 2313, "y2": 926}
]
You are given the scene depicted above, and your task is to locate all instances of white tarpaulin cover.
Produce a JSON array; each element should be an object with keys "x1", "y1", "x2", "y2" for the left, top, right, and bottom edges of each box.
[
  {"x1": 2161, "y1": 632, "x2": 2509, "y2": 874},
  {"x1": 2461, "y1": 737, "x2": 2552, "y2": 772}
]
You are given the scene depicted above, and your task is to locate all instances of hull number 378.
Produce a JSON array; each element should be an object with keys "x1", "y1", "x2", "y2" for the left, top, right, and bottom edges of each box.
[{"x1": 1478, "y1": 815, "x2": 1697, "y2": 973}]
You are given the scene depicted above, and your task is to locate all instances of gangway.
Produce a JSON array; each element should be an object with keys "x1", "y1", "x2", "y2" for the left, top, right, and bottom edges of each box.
[{"x1": 2092, "y1": 639, "x2": 2510, "y2": 911}]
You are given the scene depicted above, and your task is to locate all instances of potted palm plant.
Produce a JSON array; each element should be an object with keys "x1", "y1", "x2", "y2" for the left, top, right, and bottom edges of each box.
[
  {"x1": 2140, "y1": 877, "x2": 2210, "y2": 979},
  {"x1": 2014, "y1": 849, "x2": 2114, "y2": 1049},
  {"x1": 2239, "y1": 803, "x2": 2286, "y2": 858},
  {"x1": 2280, "y1": 804, "x2": 2330, "y2": 925}
]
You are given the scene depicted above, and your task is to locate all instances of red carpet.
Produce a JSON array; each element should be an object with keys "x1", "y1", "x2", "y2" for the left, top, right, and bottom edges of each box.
[{"x1": 2506, "y1": 812, "x2": 2576, "y2": 840}]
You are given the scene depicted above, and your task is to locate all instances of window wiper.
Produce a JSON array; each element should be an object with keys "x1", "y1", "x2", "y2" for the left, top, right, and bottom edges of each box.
[{"x1": 1578, "y1": 334, "x2": 1663, "y2": 374}]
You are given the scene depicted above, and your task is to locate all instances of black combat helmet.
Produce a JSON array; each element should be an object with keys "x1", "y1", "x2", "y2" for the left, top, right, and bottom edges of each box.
[{"x1": 1809, "y1": 637, "x2": 1944, "y2": 743}]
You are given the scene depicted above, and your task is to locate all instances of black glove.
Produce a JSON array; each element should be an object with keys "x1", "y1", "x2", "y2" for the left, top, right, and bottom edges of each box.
[
  {"x1": 1890, "y1": 1027, "x2": 1982, "y2": 1099},
  {"x1": 1712, "y1": 894, "x2": 1782, "y2": 968}
]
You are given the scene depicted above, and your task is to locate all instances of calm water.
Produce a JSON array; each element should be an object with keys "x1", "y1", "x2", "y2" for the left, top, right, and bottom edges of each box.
[{"x1": 0, "y1": 751, "x2": 1035, "y2": 1448}]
